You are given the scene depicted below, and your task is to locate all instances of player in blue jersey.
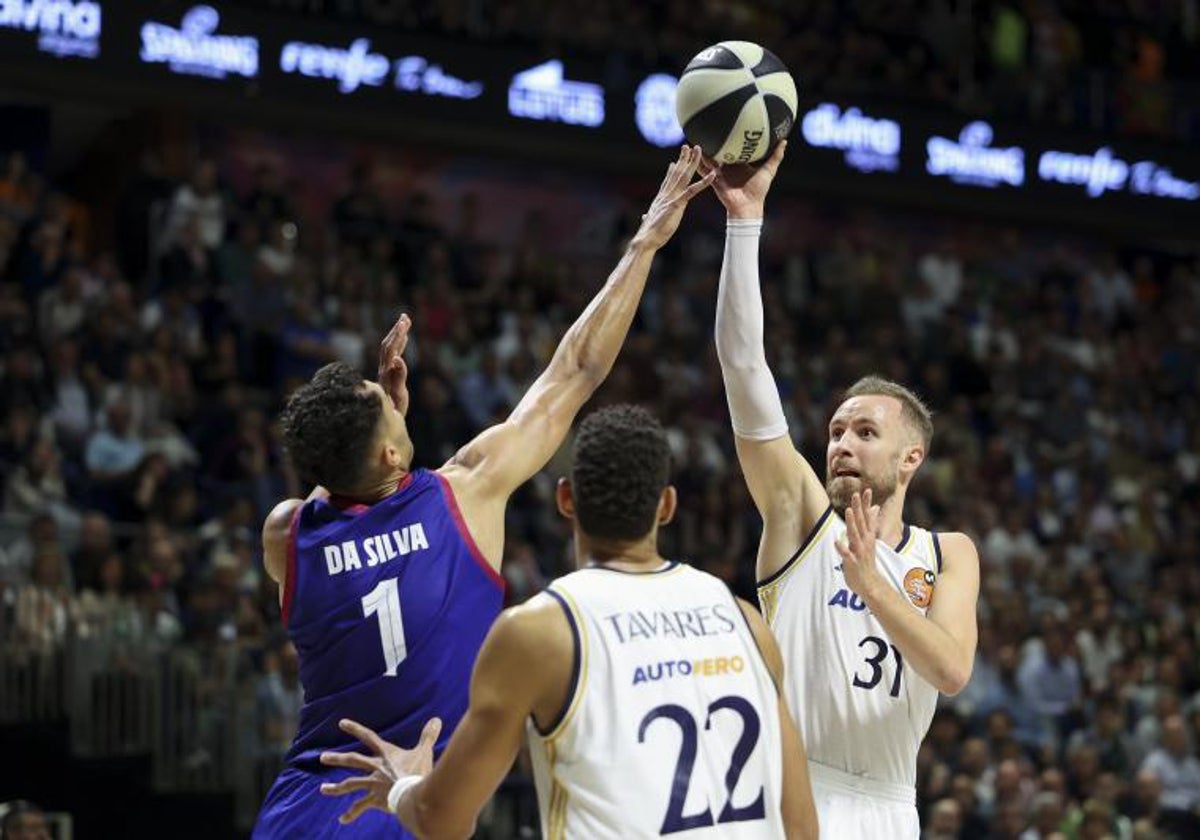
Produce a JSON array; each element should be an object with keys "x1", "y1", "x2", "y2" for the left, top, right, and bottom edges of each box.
[{"x1": 251, "y1": 145, "x2": 716, "y2": 839}]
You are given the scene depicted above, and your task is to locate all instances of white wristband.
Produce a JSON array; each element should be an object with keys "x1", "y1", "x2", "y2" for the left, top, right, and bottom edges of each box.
[{"x1": 387, "y1": 774, "x2": 423, "y2": 814}]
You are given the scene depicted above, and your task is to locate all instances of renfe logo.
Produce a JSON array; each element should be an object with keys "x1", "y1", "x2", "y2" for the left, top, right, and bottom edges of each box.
[
  {"x1": 280, "y1": 37, "x2": 390, "y2": 93},
  {"x1": 0, "y1": 0, "x2": 101, "y2": 59},
  {"x1": 140, "y1": 5, "x2": 258, "y2": 80},
  {"x1": 634, "y1": 73, "x2": 685, "y2": 147},
  {"x1": 801, "y1": 103, "x2": 900, "y2": 173},
  {"x1": 926, "y1": 121, "x2": 1025, "y2": 188},
  {"x1": 508, "y1": 60, "x2": 604, "y2": 127},
  {"x1": 1038, "y1": 147, "x2": 1200, "y2": 201},
  {"x1": 279, "y1": 39, "x2": 485, "y2": 99}
]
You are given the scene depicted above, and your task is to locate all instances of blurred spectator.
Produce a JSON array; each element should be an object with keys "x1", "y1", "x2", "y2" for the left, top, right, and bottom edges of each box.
[
  {"x1": 256, "y1": 638, "x2": 303, "y2": 759},
  {"x1": 164, "y1": 157, "x2": 226, "y2": 250},
  {"x1": 4, "y1": 438, "x2": 69, "y2": 519},
  {"x1": 1021, "y1": 789, "x2": 1065, "y2": 839},
  {"x1": 1140, "y1": 714, "x2": 1200, "y2": 816},
  {"x1": 241, "y1": 162, "x2": 293, "y2": 228},
  {"x1": 922, "y1": 797, "x2": 960, "y2": 840},
  {"x1": 0, "y1": 151, "x2": 41, "y2": 218},
  {"x1": 0, "y1": 800, "x2": 52, "y2": 840},
  {"x1": 1019, "y1": 624, "x2": 1085, "y2": 744},
  {"x1": 333, "y1": 163, "x2": 387, "y2": 247},
  {"x1": 84, "y1": 400, "x2": 145, "y2": 484}
]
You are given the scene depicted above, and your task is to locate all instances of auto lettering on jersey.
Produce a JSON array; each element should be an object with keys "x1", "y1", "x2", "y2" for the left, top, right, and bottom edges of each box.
[
  {"x1": 631, "y1": 655, "x2": 746, "y2": 686},
  {"x1": 903, "y1": 567, "x2": 936, "y2": 608},
  {"x1": 827, "y1": 588, "x2": 869, "y2": 612},
  {"x1": 603, "y1": 602, "x2": 738, "y2": 644},
  {"x1": 323, "y1": 522, "x2": 430, "y2": 575}
]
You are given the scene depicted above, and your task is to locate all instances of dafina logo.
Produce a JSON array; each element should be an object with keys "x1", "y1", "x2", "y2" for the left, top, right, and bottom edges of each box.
[
  {"x1": 801, "y1": 103, "x2": 900, "y2": 173},
  {"x1": 0, "y1": 0, "x2": 102, "y2": 59},
  {"x1": 140, "y1": 5, "x2": 258, "y2": 80}
]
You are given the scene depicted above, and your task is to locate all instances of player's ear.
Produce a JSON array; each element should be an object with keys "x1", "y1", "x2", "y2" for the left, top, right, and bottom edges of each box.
[
  {"x1": 657, "y1": 485, "x2": 677, "y2": 526},
  {"x1": 555, "y1": 477, "x2": 576, "y2": 520},
  {"x1": 899, "y1": 441, "x2": 925, "y2": 479},
  {"x1": 381, "y1": 441, "x2": 402, "y2": 469}
]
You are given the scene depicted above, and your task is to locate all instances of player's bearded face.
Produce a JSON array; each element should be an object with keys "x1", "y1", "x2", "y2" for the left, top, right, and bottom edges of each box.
[{"x1": 826, "y1": 451, "x2": 900, "y2": 513}]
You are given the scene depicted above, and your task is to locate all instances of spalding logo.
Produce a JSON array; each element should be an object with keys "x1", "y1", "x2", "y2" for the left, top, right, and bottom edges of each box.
[
  {"x1": 724, "y1": 129, "x2": 764, "y2": 163},
  {"x1": 903, "y1": 567, "x2": 936, "y2": 608}
]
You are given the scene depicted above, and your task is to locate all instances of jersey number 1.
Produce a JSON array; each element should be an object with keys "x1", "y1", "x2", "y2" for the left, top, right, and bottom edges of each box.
[{"x1": 362, "y1": 578, "x2": 407, "y2": 676}]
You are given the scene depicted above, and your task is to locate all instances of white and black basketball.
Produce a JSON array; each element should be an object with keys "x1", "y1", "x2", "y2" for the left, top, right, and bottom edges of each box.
[{"x1": 675, "y1": 41, "x2": 798, "y2": 164}]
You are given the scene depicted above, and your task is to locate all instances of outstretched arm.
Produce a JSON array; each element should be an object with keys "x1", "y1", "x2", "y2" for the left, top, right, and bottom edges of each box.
[
  {"x1": 705, "y1": 144, "x2": 829, "y2": 582},
  {"x1": 318, "y1": 596, "x2": 573, "y2": 838},
  {"x1": 438, "y1": 146, "x2": 715, "y2": 566}
]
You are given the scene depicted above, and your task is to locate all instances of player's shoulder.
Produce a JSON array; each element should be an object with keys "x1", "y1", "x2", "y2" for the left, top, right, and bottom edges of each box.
[
  {"x1": 263, "y1": 498, "x2": 304, "y2": 541},
  {"x1": 934, "y1": 531, "x2": 979, "y2": 571},
  {"x1": 486, "y1": 592, "x2": 574, "y2": 658},
  {"x1": 935, "y1": 531, "x2": 977, "y2": 554}
]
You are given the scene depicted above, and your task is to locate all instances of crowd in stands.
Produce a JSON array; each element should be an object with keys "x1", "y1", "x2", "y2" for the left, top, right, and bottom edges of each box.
[
  {"x1": 1, "y1": 115, "x2": 1199, "y2": 839},
  {"x1": 243, "y1": 0, "x2": 1200, "y2": 140}
]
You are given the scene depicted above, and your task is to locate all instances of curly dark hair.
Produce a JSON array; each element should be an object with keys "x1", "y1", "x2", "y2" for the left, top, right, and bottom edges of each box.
[
  {"x1": 280, "y1": 363, "x2": 383, "y2": 493},
  {"x1": 571, "y1": 404, "x2": 671, "y2": 542}
]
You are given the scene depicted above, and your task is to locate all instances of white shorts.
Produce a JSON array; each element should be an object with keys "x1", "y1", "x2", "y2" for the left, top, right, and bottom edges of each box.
[{"x1": 808, "y1": 762, "x2": 920, "y2": 839}]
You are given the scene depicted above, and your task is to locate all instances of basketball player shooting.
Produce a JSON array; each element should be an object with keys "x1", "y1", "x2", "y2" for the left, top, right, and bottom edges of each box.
[
  {"x1": 701, "y1": 142, "x2": 981, "y2": 838},
  {"x1": 320, "y1": 405, "x2": 819, "y2": 839},
  {"x1": 251, "y1": 146, "x2": 716, "y2": 839}
]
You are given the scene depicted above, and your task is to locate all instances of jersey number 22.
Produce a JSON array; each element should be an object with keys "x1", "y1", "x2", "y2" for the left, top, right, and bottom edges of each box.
[{"x1": 639, "y1": 696, "x2": 765, "y2": 835}]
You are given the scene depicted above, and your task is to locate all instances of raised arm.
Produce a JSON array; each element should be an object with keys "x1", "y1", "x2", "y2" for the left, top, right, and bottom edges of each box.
[
  {"x1": 318, "y1": 596, "x2": 573, "y2": 838},
  {"x1": 438, "y1": 147, "x2": 715, "y2": 564},
  {"x1": 704, "y1": 144, "x2": 829, "y2": 581}
]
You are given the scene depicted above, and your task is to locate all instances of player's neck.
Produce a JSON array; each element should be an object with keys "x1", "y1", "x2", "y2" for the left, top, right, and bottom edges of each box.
[
  {"x1": 875, "y1": 493, "x2": 907, "y2": 549},
  {"x1": 338, "y1": 469, "x2": 410, "y2": 504},
  {"x1": 576, "y1": 533, "x2": 665, "y2": 572}
]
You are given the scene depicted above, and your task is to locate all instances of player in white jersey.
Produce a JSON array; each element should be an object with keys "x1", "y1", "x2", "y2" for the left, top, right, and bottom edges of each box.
[
  {"x1": 318, "y1": 405, "x2": 819, "y2": 839},
  {"x1": 702, "y1": 143, "x2": 981, "y2": 838}
]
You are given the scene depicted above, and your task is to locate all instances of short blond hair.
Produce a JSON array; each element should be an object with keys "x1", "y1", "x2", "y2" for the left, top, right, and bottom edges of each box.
[{"x1": 842, "y1": 375, "x2": 934, "y2": 451}]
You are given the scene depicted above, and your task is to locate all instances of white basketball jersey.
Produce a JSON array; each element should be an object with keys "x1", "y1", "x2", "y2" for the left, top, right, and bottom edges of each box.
[
  {"x1": 757, "y1": 506, "x2": 943, "y2": 788},
  {"x1": 528, "y1": 562, "x2": 784, "y2": 840}
]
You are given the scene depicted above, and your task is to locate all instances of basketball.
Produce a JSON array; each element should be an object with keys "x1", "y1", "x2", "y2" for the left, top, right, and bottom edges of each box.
[{"x1": 675, "y1": 41, "x2": 798, "y2": 164}]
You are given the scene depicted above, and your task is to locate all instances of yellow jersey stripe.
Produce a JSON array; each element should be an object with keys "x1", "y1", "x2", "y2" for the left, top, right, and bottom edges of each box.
[
  {"x1": 543, "y1": 587, "x2": 589, "y2": 742},
  {"x1": 757, "y1": 507, "x2": 837, "y2": 608},
  {"x1": 544, "y1": 740, "x2": 568, "y2": 839}
]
